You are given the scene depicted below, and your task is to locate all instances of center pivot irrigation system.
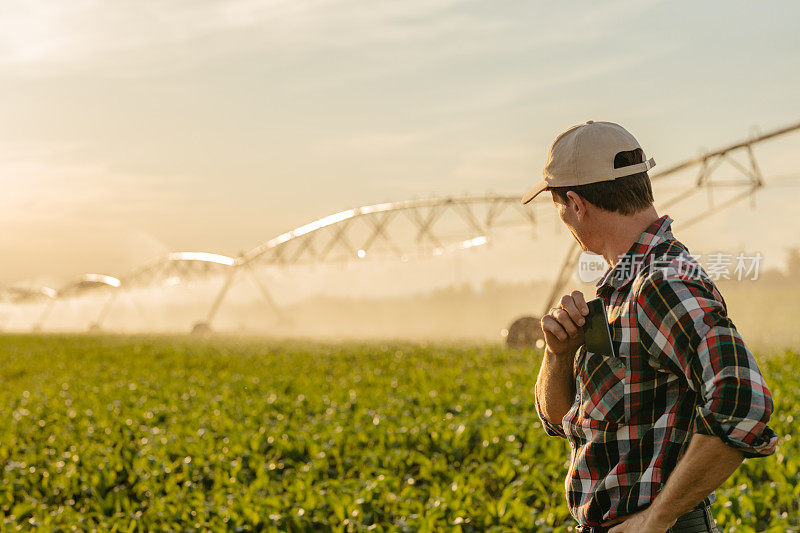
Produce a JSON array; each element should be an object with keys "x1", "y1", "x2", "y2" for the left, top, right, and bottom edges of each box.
[{"x1": 3, "y1": 121, "x2": 799, "y2": 342}]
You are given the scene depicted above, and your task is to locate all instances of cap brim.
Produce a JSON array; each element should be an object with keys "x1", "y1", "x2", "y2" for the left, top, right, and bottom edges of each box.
[{"x1": 520, "y1": 180, "x2": 548, "y2": 205}]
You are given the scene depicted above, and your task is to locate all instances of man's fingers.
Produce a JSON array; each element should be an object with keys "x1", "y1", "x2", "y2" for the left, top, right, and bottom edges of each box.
[
  {"x1": 570, "y1": 290, "x2": 590, "y2": 315},
  {"x1": 543, "y1": 291, "x2": 593, "y2": 345},
  {"x1": 541, "y1": 315, "x2": 568, "y2": 342},
  {"x1": 559, "y1": 295, "x2": 585, "y2": 327},
  {"x1": 553, "y1": 308, "x2": 579, "y2": 336}
]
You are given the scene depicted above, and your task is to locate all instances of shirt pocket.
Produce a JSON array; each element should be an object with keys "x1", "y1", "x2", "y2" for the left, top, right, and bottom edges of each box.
[{"x1": 576, "y1": 349, "x2": 627, "y2": 425}]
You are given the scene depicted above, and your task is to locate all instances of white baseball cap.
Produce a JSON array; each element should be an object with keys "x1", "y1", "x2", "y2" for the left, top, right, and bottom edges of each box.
[{"x1": 521, "y1": 121, "x2": 655, "y2": 205}]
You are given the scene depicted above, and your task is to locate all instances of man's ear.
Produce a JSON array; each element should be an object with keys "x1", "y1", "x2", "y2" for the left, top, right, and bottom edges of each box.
[{"x1": 565, "y1": 191, "x2": 588, "y2": 221}]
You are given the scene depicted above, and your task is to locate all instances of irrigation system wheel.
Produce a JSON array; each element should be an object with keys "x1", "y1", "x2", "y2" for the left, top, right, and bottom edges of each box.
[
  {"x1": 505, "y1": 315, "x2": 544, "y2": 349},
  {"x1": 190, "y1": 321, "x2": 212, "y2": 335}
]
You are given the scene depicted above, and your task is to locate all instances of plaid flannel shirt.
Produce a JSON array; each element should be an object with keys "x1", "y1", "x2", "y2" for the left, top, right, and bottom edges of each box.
[{"x1": 535, "y1": 214, "x2": 777, "y2": 526}]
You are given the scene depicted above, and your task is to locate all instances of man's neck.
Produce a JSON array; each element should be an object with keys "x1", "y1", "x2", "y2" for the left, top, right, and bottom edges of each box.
[{"x1": 597, "y1": 207, "x2": 660, "y2": 267}]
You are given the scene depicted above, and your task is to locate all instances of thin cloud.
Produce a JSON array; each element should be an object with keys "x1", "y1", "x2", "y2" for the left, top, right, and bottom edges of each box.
[
  {"x1": 0, "y1": 0, "x2": 668, "y2": 78},
  {"x1": 0, "y1": 0, "x2": 469, "y2": 76},
  {"x1": 0, "y1": 142, "x2": 192, "y2": 223}
]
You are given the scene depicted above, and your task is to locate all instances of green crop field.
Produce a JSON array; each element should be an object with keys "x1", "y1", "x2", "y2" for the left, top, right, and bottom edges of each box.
[{"x1": 0, "y1": 335, "x2": 797, "y2": 532}]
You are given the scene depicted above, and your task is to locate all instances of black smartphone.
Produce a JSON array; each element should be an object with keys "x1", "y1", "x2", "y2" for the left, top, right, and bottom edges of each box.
[{"x1": 583, "y1": 297, "x2": 615, "y2": 356}]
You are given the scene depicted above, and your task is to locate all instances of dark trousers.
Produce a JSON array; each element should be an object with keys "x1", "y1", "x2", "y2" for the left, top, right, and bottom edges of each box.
[{"x1": 575, "y1": 504, "x2": 720, "y2": 533}]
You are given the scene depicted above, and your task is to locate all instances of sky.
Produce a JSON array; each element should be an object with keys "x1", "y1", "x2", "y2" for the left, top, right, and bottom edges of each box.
[{"x1": 1, "y1": 0, "x2": 799, "y2": 287}]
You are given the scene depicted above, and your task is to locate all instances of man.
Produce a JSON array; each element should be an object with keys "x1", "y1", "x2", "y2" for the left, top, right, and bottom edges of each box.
[{"x1": 521, "y1": 121, "x2": 777, "y2": 532}]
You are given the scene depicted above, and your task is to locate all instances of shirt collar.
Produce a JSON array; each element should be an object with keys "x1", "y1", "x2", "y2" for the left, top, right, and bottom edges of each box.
[{"x1": 595, "y1": 214, "x2": 674, "y2": 291}]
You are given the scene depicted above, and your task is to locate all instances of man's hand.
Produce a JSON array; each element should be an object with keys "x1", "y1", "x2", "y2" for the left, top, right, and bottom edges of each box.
[
  {"x1": 540, "y1": 290, "x2": 590, "y2": 356},
  {"x1": 534, "y1": 291, "x2": 588, "y2": 426},
  {"x1": 603, "y1": 507, "x2": 676, "y2": 533},
  {"x1": 602, "y1": 434, "x2": 741, "y2": 533}
]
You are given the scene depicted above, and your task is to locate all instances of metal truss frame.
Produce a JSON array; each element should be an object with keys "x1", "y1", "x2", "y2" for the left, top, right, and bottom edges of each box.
[{"x1": 197, "y1": 195, "x2": 539, "y2": 330}]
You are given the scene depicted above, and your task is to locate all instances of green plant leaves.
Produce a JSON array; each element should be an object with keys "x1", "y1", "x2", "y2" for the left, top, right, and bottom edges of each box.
[{"x1": 0, "y1": 335, "x2": 795, "y2": 531}]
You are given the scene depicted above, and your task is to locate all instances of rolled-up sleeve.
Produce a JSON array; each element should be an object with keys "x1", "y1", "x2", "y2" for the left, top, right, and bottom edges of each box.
[
  {"x1": 636, "y1": 268, "x2": 778, "y2": 458},
  {"x1": 534, "y1": 386, "x2": 568, "y2": 438}
]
